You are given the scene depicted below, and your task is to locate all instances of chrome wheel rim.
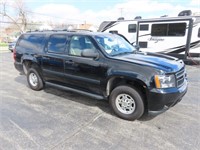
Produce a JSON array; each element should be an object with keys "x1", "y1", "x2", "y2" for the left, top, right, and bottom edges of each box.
[
  {"x1": 115, "y1": 94, "x2": 136, "y2": 114},
  {"x1": 29, "y1": 73, "x2": 38, "y2": 87}
]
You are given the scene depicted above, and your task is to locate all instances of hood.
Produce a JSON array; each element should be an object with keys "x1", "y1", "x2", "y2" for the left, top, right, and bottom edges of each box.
[{"x1": 114, "y1": 52, "x2": 184, "y2": 72}]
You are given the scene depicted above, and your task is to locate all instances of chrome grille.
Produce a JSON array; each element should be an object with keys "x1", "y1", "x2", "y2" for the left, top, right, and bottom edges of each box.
[{"x1": 175, "y1": 68, "x2": 186, "y2": 87}]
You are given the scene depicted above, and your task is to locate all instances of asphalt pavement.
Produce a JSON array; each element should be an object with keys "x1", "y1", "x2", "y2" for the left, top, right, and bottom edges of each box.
[{"x1": 0, "y1": 52, "x2": 199, "y2": 150}]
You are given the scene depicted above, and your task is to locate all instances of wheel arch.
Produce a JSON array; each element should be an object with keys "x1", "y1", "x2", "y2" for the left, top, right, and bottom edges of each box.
[
  {"x1": 106, "y1": 75, "x2": 149, "y2": 108},
  {"x1": 106, "y1": 76, "x2": 148, "y2": 96},
  {"x1": 21, "y1": 55, "x2": 39, "y2": 66},
  {"x1": 21, "y1": 55, "x2": 41, "y2": 72}
]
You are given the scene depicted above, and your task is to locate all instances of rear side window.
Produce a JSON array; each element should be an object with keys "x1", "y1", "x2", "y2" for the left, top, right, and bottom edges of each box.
[
  {"x1": 128, "y1": 24, "x2": 137, "y2": 33},
  {"x1": 47, "y1": 34, "x2": 67, "y2": 53},
  {"x1": 151, "y1": 23, "x2": 186, "y2": 36},
  {"x1": 17, "y1": 34, "x2": 45, "y2": 52},
  {"x1": 198, "y1": 28, "x2": 200, "y2": 37}
]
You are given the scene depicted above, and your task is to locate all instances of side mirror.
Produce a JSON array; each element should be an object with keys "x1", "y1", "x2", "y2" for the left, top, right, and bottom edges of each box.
[
  {"x1": 81, "y1": 49, "x2": 99, "y2": 58},
  {"x1": 134, "y1": 44, "x2": 140, "y2": 51}
]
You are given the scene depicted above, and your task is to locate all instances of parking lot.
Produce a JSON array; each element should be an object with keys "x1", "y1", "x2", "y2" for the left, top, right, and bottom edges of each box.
[{"x1": 0, "y1": 51, "x2": 199, "y2": 150}]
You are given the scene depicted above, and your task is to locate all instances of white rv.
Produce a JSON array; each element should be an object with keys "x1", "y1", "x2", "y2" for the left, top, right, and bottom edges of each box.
[{"x1": 99, "y1": 11, "x2": 200, "y2": 59}]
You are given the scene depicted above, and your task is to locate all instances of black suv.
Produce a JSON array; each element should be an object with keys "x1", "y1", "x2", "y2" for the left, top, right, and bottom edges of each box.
[{"x1": 14, "y1": 31, "x2": 187, "y2": 120}]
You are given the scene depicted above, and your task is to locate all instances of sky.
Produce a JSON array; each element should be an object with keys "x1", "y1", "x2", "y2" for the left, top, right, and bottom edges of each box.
[{"x1": 2, "y1": 0, "x2": 200, "y2": 26}]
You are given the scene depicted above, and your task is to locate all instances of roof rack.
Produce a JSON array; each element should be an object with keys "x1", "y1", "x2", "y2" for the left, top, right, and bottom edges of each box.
[{"x1": 26, "y1": 29, "x2": 93, "y2": 33}]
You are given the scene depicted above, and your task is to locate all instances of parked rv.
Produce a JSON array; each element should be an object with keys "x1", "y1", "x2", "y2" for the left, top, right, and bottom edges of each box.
[{"x1": 99, "y1": 10, "x2": 200, "y2": 59}]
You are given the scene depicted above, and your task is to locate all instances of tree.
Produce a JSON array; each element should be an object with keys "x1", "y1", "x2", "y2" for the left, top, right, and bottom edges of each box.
[{"x1": 0, "y1": 0, "x2": 28, "y2": 33}]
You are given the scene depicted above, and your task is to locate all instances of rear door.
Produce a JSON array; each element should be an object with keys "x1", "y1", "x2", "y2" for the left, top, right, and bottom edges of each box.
[{"x1": 42, "y1": 34, "x2": 67, "y2": 83}]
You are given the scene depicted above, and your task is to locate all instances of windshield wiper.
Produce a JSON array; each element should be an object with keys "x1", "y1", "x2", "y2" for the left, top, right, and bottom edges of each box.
[{"x1": 112, "y1": 51, "x2": 135, "y2": 56}]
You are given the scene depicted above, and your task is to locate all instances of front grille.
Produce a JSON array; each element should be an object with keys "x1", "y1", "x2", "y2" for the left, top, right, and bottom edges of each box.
[{"x1": 175, "y1": 67, "x2": 186, "y2": 87}]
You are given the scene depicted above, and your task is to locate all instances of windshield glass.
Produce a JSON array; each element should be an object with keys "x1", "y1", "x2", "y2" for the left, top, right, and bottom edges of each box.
[{"x1": 94, "y1": 34, "x2": 136, "y2": 56}]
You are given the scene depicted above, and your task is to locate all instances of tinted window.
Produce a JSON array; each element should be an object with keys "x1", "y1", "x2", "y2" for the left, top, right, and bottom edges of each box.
[
  {"x1": 140, "y1": 24, "x2": 149, "y2": 31},
  {"x1": 198, "y1": 28, "x2": 200, "y2": 37},
  {"x1": 17, "y1": 34, "x2": 45, "y2": 52},
  {"x1": 151, "y1": 23, "x2": 186, "y2": 36},
  {"x1": 168, "y1": 23, "x2": 186, "y2": 36},
  {"x1": 151, "y1": 24, "x2": 168, "y2": 36},
  {"x1": 109, "y1": 30, "x2": 118, "y2": 34},
  {"x1": 47, "y1": 35, "x2": 67, "y2": 53},
  {"x1": 139, "y1": 42, "x2": 148, "y2": 48},
  {"x1": 69, "y1": 36, "x2": 96, "y2": 56},
  {"x1": 128, "y1": 24, "x2": 137, "y2": 33}
]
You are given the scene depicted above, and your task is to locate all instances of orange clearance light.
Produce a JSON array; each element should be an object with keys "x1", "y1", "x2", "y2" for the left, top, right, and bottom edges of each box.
[{"x1": 154, "y1": 75, "x2": 161, "y2": 88}]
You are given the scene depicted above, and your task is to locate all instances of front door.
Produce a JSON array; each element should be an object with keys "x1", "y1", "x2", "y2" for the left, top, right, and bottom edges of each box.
[{"x1": 64, "y1": 35, "x2": 107, "y2": 95}]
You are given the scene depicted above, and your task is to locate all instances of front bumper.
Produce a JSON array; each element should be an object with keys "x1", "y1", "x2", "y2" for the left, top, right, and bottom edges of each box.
[{"x1": 147, "y1": 80, "x2": 188, "y2": 113}]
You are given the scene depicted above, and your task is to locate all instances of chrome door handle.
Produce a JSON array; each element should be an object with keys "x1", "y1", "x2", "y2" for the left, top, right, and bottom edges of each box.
[{"x1": 65, "y1": 60, "x2": 74, "y2": 64}]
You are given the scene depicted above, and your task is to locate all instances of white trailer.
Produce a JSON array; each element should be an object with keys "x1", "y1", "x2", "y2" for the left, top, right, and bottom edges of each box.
[{"x1": 99, "y1": 14, "x2": 200, "y2": 59}]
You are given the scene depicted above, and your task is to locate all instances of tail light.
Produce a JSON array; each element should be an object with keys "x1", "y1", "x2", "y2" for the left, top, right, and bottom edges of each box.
[{"x1": 13, "y1": 48, "x2": 16, "y2": 61}]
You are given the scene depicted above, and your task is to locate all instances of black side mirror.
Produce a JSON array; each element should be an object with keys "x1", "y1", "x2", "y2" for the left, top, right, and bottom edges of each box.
[
  {"x1": 134, "y1": 44, "x2": 140, "y2": 51},
  {"x1": 81, "y1": 49, "x2": 99, "y2": 58}
]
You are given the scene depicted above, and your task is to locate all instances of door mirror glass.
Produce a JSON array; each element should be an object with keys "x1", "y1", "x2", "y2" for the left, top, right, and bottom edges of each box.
[
  {"x1": 81, "y1": 49, "x2": 99, "y2": 58},
  {"x1": 133, "y1": 44, "x2": 140, "y2": 51}
]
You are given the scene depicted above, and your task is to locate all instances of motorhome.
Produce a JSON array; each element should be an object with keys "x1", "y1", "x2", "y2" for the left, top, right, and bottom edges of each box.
[{"x1": 98, "y1": 10, "x2": 200, "y2": 59}]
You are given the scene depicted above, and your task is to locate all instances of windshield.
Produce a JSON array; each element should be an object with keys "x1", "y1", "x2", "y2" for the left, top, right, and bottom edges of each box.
[{"x1": 94, "y1": 34, "x2": 136, "y2": 56}]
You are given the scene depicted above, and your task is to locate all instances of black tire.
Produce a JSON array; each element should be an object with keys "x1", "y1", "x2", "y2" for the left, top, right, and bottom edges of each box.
[
  {"x1": 27, "y1": 68, "x2": 43, "y2": 91},
  {"x1": 109, "y1": 85, "x2": 144, "y2": 120}
]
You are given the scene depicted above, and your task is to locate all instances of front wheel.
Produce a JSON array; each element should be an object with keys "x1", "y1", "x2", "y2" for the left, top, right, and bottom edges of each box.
[
  {"x1": 109, "y1": 85, "x2": 144, "y2": 120},
  {"x1": 27, "y1": 68, "x2": 44, "y2": 91}
]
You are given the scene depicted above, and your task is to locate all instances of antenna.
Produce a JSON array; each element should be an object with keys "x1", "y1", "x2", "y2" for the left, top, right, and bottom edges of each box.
[{"x1": 119, "y1": 8, "x2": 124, "y2": 17}]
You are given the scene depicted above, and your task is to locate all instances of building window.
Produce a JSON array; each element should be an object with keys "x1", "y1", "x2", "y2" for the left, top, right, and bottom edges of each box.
[
  {"x1": 151, "y1": 23, "x2": 186, "y2": 36},
  {"x1": 128, "y1": 24, "x2": 137, "y2": 33},
  {"x1": 140, "y1": 24, "x2": 149, "y2": 31},
  {"x1": 47, "y1": 34, "x2": 67, "y2": 53}
]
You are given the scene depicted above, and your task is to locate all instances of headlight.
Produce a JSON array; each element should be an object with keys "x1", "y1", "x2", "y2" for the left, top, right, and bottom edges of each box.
[{"x1": 154, "y1": 75, "x2": 176, "y2": 88}]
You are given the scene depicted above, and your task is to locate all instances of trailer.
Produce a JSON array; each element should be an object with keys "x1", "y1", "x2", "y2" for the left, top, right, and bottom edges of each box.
[{"x1": 99, "y1": 12, "x2": 200, "y2": 59}]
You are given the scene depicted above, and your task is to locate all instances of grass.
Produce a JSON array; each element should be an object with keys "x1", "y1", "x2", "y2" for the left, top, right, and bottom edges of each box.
[{"x1": 0, "y1": 43, "x2": 8, "y2": 47}]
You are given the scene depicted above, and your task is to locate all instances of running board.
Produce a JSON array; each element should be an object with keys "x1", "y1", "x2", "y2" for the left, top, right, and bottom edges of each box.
[{"x1": 46, "y1": 82, "x2": 104, "y2": 100}]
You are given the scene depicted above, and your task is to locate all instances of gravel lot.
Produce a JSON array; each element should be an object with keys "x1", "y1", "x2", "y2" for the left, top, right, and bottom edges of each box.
[{"x1": 0, "y1": 52, "x2": 200, "y2": 150}]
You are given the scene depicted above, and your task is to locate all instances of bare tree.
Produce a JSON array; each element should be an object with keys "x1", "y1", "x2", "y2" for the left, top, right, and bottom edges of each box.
[{"x1": 0, "y1": 0, "x2": 28, "y2": 32}]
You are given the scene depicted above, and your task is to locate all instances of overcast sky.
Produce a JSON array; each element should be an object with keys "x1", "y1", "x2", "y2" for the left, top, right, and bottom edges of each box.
[{"x1": 3, "y1": 0, "x2": 200, "y2": 26}]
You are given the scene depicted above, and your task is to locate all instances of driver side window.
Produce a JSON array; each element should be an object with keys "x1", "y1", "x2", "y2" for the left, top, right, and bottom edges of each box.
[{"x1": 69, "y1": 35, "x2": 96, "y2": 56}]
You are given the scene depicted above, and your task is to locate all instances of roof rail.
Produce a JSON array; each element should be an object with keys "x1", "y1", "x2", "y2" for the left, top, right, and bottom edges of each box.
[
  {"x1": 68, "y1": 29, "x2": 93, "y2": 32},
  {"x1": 26, "y1": 29, "x2": 93, "y2": 33}
]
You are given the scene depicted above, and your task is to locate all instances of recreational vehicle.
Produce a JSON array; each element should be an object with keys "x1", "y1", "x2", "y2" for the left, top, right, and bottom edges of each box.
[{"x1": 99, "y1": 11, "x2": 200, "y2": 59}]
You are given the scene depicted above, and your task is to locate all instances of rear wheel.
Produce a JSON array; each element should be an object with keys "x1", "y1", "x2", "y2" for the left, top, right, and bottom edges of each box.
[
  {"x1": 27, "y1": 68, "x2": 43, "y2": 91},
  {"x1": 109, "y1": 85, "x2": 144, "y2": 120}
]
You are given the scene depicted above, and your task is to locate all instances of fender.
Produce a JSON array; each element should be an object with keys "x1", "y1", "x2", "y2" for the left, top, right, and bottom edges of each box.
[
  {"x1": 105, "y1": 69, "x2": 149, "y2": 96},
  {"x1": 21, "y1": 54, "x2": 40, "y2": 65}
]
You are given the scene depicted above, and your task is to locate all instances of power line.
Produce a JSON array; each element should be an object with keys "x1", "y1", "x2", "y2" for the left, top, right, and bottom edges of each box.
[
  {"x1": 0, "y1": 3, "x2": 84, "y2": 23},
  {"x1": 0, "y1": 21, "x2": 42, "y2": 25}
]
